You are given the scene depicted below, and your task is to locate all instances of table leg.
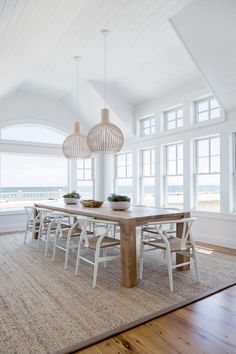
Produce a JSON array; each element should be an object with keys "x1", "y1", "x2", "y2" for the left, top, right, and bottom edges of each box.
[
  {"x1": 176, "y1": 219, "x2": 190, "y2": 271},
  {"x1": 120, "y1": 220, "x2": 137, "y2": 288}
]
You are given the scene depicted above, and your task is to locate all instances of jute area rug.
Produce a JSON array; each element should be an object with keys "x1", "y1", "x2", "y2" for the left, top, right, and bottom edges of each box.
[{"x1": 0, "y1": 233, "x2": 236, "y2": 354}]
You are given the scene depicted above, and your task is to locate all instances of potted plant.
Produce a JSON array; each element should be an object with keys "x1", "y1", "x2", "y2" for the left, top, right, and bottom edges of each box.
[
  {"x1": 63, "y1": 191, "x2": 81, "y2": 204},
  {"x1": 108, "y1": 193, "x2": 131, "y2": 210}
]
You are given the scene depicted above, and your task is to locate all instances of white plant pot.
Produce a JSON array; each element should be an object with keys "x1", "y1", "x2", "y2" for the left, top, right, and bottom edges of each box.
[
  {"x1": 63, "y1": 197, "x2": 79, "y2": 205},
  {"x1": 109, "y1": 201, "x2": 130, "y2": 210}
]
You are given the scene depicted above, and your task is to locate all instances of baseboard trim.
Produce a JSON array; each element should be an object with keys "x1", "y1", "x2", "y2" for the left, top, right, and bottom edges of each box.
[
  {"x1": 54, "y1": 279, "x2": 236, "y2": 354},
  {"x1": 196, "y1": 241, "x2": 236, "y2": 255}
]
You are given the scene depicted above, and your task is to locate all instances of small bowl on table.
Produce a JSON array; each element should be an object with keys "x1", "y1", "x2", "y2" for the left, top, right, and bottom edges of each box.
[{"x1": 80, "y1": 199, "x2": 103, "y2": 208}]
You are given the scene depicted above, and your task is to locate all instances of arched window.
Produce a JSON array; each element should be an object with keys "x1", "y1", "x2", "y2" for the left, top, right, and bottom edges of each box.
[
  {"x1": 0, "y1": 124, "x2": 68, "y2": 211},
  {"x1": 1, "y1": 124, "x2": 66, "y2": 144}
]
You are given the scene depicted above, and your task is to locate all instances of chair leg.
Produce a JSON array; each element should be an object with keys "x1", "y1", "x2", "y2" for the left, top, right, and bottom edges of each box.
[
  {"x1": 93, "y1": 247, "x2": 100, "y2": 288},
  {"x1": 75, "y1": 240, "x2": 82, "y2": 276},
  {"x1": 64, "y1": 234, "x2": 71, "y2": 270},
  {"x1": 166, "y1": 251, "x2": 173, "y2": 292},
  {"x1": 52, "y1": 231, "x2": 58, "y2": 262},
  {"x1": 24, "y1": 225, "x2": 28, "y2": 244},
  {"x1": 192, "y1": 245, "x2": 200, "y2": 282},
  {"x1": 103, "y1": 248, "x2": 107, "y2": 268}
]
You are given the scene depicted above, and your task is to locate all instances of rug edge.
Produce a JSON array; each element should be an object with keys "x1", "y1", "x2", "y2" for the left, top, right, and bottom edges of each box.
[{"x1": 54, "y1": 278, "x2": 236, "y2": 354}]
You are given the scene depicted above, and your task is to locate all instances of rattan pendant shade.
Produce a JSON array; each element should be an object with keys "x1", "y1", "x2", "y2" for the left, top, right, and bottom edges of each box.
[
  {"x1": 87, "y1": 108, "x2": 124, "y2": 153},
  {"x1": 62, "y1": 122, "x2": 92, "y2": 159},
  {"x1": 87, "y1": 29, "x2": 124, "y2": 153}
]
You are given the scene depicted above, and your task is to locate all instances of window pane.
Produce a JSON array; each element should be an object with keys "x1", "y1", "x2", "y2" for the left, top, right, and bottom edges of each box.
[
  {"x1": 196, "y1": 174, "x2": 220, "y2": 211},
  {"x1": 143, "y1": 119, "x2": 150, "y2": 128},
  {"x1": 77, "y1": 169, "x2": 84, "y2": 180},
  {"x1": 167, "y1": 120, "x2": 176, "y2": 130},
  {"x1": 77, "y1": 160, "x2": 84, "y2": 169},
  {"x1": 151, "y1": 126, "x2": 155, "y2": 134},
  {"x1": 78, "y1": 180, "x2": 93, "y2": 199},
  {"x1": 177, "y1": 109, "x2": 183, "y2": 118},
  {"x1": 167, "y1": 112, "x2": 176, "y2": 121},
  {"x1": 127, "y1": 153, "x2": 133, "y2": 165},
  {"x1": 144, "y1": 164, "x2": 150, "y2": 176},
  {"x1": 210, "y1": 98, "x2": 219, "y2": 109},
  {"x1": 198, "y1": 100, "x2": 209, "y2": 112},
  {"x1": 177, "y1": 160, "x2": 183, "y2": 175},
  {"x1": 177, "y1": 118, "x2": 183, "y2": 127},
  {"x1": 211, "y1": 137, "x2": 220, "y2": 155},
  {"x1": 141, "y1": 177, "x2": 155, "y2": 206},
  {"x1": 116, "y1": 178, "x2": 133, "y2": 201},
  {"x1": 117, "y1": 154, "x2": 125, "y2": 166},
  {"x1": 166, "y1": 176, "x2": 183, "y2": 209},
  {"x1": 144, "y1": 128, "x2": 150, "y2": 136},
  {"x1": 151, "y1": 118, "x2": 155, "y2": 126},
  {"x1": 85, "y1": 159, "x2": 92, "y2": 168},
  {"x1": 168, "y1": 145, "x2": 176, "y2": 161},
  {"x1": 210, "y1": 156, "x2": 220, "y2": 173},
  {"x1": 198, "y1": 157, "x2": 209, "y2": 173},
  {"x1": 198, "y1": 140, "x2": 209, "y2": 157},
  {"x1": 127, "y1": 166, "x2": 132, "y2": 178},
  {"x1": 177, "y1": 144, "x2": 183, "y2": 159},
  {"x1": 84, "y1": 170, "x2": 92, "y2": 180},
  {"x1": 198, "y1": 111, "x2": 209, "y2": 122},
  {"x1": 117, "y1": 166, "x2": 125, "y2": 178},
  {"x1": 0, "y1": 154, "x2": 67, "y2": 208},
  {"x1": 151, "y1": 163, "x2": 155, "y2": 176},
  {"x1": 143, "y1": 150, "x2": 150, "y2": 164},
  {"x1": 210, "y1": 108, "x2": 220, "y2": 119},
  {"x1": 2, "y1": 125, "x2": 66, "y2": 144},
  {"x1": 168, "y1": 161, "x2": 176, "y2": 175}
]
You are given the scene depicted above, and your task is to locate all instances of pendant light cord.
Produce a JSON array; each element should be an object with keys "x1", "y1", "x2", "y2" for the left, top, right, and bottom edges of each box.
[
  {"x1": 74, "y1": 56, "x2": 81, "y2": 112},
  {"x1": 102, "y1": 29, "x2": 109, "y2": 108}
]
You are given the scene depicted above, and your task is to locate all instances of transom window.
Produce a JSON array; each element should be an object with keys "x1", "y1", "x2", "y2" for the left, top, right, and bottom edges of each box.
[
  {"x1": 115, "y1": 152, "x2": 133, "y2": 199},
  {"x1": 164, "y1": 143, "x2": 183, "y2": 208},
  {"x1": 195, "y1": 96, "x2": 220, "y2": 122},
  {"x1": 77, "y1": 158, "x2": 94, "y2": 199},
  {"x1": 164, "y1": 107, "x2": 183, "y2": 130},
  {"x1": 194, "y1": 136, "x2": 220, "y2": 211},
  {"x1": 1, "y1": 124, "x2": 66, "y2": 144},
  {"x1": 140, "y1": 116, "x2": 156, "y2": 136},
  {"x1": 140, "y1": 148, "x2": 156, "y2": 206}
]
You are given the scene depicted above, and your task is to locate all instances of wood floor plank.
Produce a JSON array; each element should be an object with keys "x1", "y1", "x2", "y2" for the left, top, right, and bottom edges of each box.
[{"x1": 77, "y1": 286, "x2": 236, "y2": 354}]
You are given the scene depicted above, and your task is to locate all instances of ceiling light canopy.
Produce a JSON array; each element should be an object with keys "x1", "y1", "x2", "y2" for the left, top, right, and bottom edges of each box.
[
  {"x1": 87, "y1": 30, "x2": 124, "y2": 153},
  {"x1": 62, "y1": 56, "x2": 92, "y2": 159}
]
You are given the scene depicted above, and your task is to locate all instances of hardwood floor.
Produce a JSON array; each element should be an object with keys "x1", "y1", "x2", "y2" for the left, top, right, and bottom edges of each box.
[{"x1": 76, "y1": 285, "x2": 236, "y2": 354}]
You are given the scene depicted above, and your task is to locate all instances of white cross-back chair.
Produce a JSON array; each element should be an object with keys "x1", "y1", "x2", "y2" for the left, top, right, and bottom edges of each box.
[
  {"x1": 75, "y1": 218, "x2": 120, "y2": 288},
  {"x1": 52, "y1": 213, "x2": 85, "y2": 269},
  {"x1": 24, "y1": 206, "x2": 40, "y2": 245},
  {"x1": 139, "y1": 217, "x2": 200, "y2": 292}
]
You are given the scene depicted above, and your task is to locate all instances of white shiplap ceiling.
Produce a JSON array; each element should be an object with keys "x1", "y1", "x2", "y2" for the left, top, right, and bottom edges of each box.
[{"x1": 0, "y1": 0, "x2": 213, "y2": 129}]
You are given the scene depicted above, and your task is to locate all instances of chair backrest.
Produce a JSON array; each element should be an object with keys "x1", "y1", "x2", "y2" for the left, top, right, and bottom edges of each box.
[
  {"x1": 146, "y1": 217, "x2": 197, "y2": 250},
  {"x1": 77, "y1": 217, "x2": 119, "y2": 248},
  {"x1": 24, "y1": 206, "x2": 37, "y2": 223}
]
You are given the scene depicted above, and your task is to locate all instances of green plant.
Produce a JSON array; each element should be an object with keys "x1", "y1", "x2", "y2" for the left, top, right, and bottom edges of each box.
[
  {"x1": 108, "y1": 193, "x2": 131, "y2": 202},
  {"x1": 63, "y1": 191, "x2": 81, "y2": 199}
]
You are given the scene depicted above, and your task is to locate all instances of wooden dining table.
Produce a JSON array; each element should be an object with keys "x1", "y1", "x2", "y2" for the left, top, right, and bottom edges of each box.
[{"x1": 35, "y1": 201, "x2": 190, "y2": 288}]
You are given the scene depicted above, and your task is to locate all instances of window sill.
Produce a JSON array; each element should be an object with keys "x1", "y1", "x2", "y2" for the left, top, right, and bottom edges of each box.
[{"x1": 191, "y1": 209, "x2": 236, "y2": 221}]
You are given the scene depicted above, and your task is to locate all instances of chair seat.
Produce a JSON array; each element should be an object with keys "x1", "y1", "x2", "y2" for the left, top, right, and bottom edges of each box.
[
  {"x1": 143, "y1": 237, "x2": 192, "y2": 252},
  {"x1": 88, "y1": 236, "x2": 120, "y2": 249}
]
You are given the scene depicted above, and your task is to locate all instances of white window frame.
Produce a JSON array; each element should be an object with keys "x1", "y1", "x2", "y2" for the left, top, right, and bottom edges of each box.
[
  {"x1": 194, "y1": 96, "x2": 220, "y2": 123},
  {"x1": 114, "y1": 152, "x2": 133, "y2": 196},
  {"x1": 193, "y1": 135, "x2": 220, "y2": 211},
  {"x1": 77, "y1": 158, "x2": 95, "y2": 198},
  {"x1": 163, "y1": 142, "x2": 183, "y2": 207},
  {"x1": 140, "y1": 148, "x2": 156, "y2": 205},
  {"x1": 140, "y1": 116, "x2": 156, "y2": 137},
  {"x1": 164, "y1": 106, "x2": 183, "y2": 131}
]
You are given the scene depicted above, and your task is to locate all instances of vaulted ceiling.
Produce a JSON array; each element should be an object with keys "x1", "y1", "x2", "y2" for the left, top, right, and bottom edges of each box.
[{"x1": 0, "y1": 0, "x2": 235, "y2": 134}]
